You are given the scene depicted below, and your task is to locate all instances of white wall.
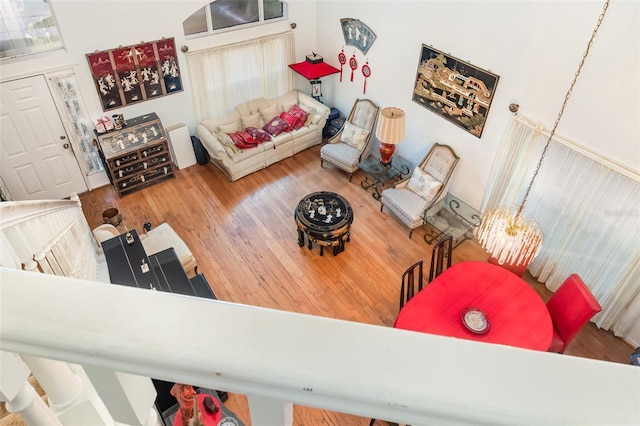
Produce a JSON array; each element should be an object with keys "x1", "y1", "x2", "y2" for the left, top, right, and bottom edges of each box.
[
  {"x1": 1, "y1": 1, "x2": 637, "y2": 204},
  {"x1": 314, "y1": 0, "x2": 640, "y2": 209}
]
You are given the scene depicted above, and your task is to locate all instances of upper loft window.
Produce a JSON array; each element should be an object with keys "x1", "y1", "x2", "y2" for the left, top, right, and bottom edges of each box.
[
  {"x1": 0, "y1": 0, "x2": 64, "y2": 59},
  {"x1": 183, "y1": 0, "x2": 286, "y2": 37}
]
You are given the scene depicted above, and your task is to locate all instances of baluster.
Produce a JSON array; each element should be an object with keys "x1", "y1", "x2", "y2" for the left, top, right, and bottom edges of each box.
[
  {"x1": 21, "y1": 355, "x2": 113, "y2": 425},
  {"x1": 3, "y1": 227, "x2": 38, "y2": 271},
  {"x1": 0, "y1": 351, "x2": 61, "y2": 425},
  {"x1": 0, "y1": 234, "x2": 23, "y2": 269},
  {"x1": 247, "y1": 394, "x2": 293, "y2": 426},
  {"x1": 34, "y1": 252, "x2": 54, "y2": 274}
]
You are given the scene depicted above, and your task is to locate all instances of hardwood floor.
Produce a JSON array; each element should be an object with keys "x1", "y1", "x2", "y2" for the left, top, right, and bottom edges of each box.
[{"x1": 79, "y1": 145, "x2": 635, "y2": 425}]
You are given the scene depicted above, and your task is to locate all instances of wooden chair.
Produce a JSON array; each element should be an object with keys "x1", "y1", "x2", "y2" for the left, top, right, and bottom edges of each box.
[
  {"x1": 547, "y1": 274, "x2": 602, "y2": 353},
  {"x1": 428, "y1": 235, "x2": 453, "y2": 283},
  {"x1": 380, "y1": 143, "x2": 459, "y2": 237},
  {"x1": 320, "y1": 98, "x2": 379, "y2": 181},
  {"x1": 399, "y1": 260, "x2": 424, "y2": 310}
]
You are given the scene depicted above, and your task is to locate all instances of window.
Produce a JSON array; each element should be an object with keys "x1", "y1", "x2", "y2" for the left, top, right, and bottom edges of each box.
[
  {"x1": 0, "y1": 0, "x2": 64, "y2": 59},
  {"x1": 183, "y1": 0, "x2": 286, "y2": 37}
]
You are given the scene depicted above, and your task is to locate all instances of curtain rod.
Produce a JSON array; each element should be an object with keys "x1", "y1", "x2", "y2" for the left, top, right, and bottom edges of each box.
[
  {"x1": 512, "y1": 114, "x2": 639, "y2": 183},
  {"x1": 186, "y1": 30, "x2": 292, "y2": 57}
]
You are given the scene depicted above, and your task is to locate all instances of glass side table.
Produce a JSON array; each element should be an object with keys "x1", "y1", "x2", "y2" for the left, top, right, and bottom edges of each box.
[
  {"x1": 422, "y1": 193, "x2": 483, "y2": 249},
  {"x1": 358, "y1": 154, "x2": 412, "y2": 199}
]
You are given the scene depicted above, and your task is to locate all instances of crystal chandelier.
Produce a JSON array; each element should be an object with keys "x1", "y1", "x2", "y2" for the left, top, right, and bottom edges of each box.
[{"x1": 477, "y1": 0, "x2": 610, "y2": 270}]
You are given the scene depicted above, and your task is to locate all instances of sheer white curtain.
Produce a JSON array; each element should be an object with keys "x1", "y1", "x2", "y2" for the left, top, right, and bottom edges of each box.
[
  {"x1": 481, "y1": 114, "x2": 640, "y2": 338},
  {"x1": 186, "y1": 31, "x2": 294, "y2": 122}
]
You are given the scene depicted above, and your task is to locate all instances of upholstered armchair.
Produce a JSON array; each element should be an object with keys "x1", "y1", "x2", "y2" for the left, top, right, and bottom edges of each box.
[
  {"x1": 320, "y1": 98, "x2": 379, "y2": 181},
  {"x1": 380, "y1": 143, "x2": 459, "y2": 237}
]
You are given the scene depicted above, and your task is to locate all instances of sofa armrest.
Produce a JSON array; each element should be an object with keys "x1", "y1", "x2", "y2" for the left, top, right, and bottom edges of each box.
[{"x1": 195, "y1": 124, "x2": 228, "y2": 162}]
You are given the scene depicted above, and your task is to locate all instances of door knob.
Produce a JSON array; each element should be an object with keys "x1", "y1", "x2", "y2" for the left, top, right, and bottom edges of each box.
[
  {"x1": 60, "y1": 135, "x2": 66, "y2": 140},
  {"x1": 63, "y1": 143, "x2": 70, "y2": 149}
]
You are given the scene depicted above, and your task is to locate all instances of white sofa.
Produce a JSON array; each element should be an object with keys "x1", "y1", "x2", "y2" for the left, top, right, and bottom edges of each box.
[{"x1": 196, "y1": 90, "x2": 330, "y2": 181}]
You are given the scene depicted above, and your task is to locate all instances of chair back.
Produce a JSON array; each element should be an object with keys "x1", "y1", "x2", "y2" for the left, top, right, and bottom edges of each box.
[
  {"x1": 418, "y1": 143, "x2": 460, "y2": 208},
  {"x1": 400, "y1": 260, "x2": 423, "y2": 310},
  {"x1": 329, "y1": 98, "x2": 379, "y2": 154},
  {"x1": 428, "y1": 235, "x2": 453, "y2": 283},
  {"x1": 547, "y1": 274, "x2": 602, "y2": 353},
  {"x1": 92, "y1": 224, "x2": 120, "y2": 246}
]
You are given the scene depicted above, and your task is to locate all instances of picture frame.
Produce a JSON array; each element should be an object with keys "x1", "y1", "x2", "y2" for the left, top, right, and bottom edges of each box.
[
  {"x1": 412, "y1": 44, "x2": 499, "y2": 138},
  {"x1": 340, "y1": 18, "x2": 376, "y2": 55},
  {"x1": 86, "y1": 37, "x2": 183, "y2": 112}
]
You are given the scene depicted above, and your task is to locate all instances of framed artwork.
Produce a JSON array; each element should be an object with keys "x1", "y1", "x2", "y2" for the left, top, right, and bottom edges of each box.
[
  {"x1": 87, "y1": 37, "x2": 183, "y2": 111},
  {"x1": 412, "y1": 44, "x2": 499, "y2": 138},
  {"x1": 340, "y1": 18, "x2": 376, "y2": 55}
]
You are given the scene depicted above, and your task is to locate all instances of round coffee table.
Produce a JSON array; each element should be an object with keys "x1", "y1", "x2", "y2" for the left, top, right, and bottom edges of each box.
[{"x1": 294, "y1": 191, "x2": 353, "y2": 256}]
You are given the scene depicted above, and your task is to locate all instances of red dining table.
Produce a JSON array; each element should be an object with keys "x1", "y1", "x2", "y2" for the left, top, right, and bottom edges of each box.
[{"x1": 394, "y1": 261, "x2": 553, "y2": 351}]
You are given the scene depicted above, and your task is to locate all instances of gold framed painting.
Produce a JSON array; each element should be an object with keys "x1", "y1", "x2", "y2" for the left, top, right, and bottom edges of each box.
[{"x1": 412, "y1": 44, "x2": 499, "y2": 138}]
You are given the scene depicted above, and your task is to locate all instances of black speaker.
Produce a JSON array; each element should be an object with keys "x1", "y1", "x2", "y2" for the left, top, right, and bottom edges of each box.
[{"x1": 191, "y1": 135, "x2": 210, "y2": 165}]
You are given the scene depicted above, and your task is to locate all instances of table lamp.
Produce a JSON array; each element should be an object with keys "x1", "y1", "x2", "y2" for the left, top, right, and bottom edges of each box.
[{"x1": 375, "y1": 107, "x2": 405, "y2": 166}]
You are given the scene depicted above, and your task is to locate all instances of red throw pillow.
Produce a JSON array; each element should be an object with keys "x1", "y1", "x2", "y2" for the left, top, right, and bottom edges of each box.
[
  {"x1": 245, "y1": 127, "x2": 271, "y2": 143},
  {"x1": 228, "y1": 131, "x2": 258, "y2": 149},
  {"x1": 288, "y1": 105, "x2": 309, "y2": 130},
  {"x1": 279, "y1": 111, "x2": 298, "y2": 131},
  {"x1": 262, "y1": 116, "x2": 289, "y2": 136}
]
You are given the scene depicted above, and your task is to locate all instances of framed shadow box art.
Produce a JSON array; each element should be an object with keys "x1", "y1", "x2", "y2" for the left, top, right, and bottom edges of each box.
[
  {"x1": 412, "y1": 44, "x2": 499, "y2": 138},
  {"x1": 87, "y1": 37, "x2": 183, "y2": 111}
]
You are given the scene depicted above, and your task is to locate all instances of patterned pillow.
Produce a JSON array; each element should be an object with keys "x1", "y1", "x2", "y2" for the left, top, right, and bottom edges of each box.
[
  {"x1": 339, "y1": 121, "x2": 370, "y2": 150},
  {"x1": 279, "y1": 111, "x2": 298, "y2": 130},
  {"x1": 288, "y1": 105, "x2": 309, "y2": 130},
  {"x1": 262, "y1": 116, "x2": 290, "y2": 136},
  {"x1": 407, "y1": 167, "x2": 442, "y2": 201},
  {"x1": 228, "y1": 131, "x2": 259, "y2": 149},
  {"x1": 245, "y1": 127, "x2": 272, "y2": 143}
]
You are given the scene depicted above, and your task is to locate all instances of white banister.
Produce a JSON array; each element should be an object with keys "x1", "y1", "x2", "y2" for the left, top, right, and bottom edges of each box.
[{"x1": 2, "y1": 268, "x2": 639, "y2": 426}]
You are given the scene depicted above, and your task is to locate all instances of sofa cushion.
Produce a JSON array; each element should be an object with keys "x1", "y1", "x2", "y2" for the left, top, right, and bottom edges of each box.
[
  {"x1": 260, "y1": 104, "x2": 279, "y2": 123},
  {"x1": 288, "y1": 105, "x2": 309, "y2": 130},
  {"x1": 280, "y1": 111, "x2": 298, "y2": 130},
  {"x1": 245, "y1": 127, "x2": 272, "y2": 142},
  {"x1": 214, "y1": 131, "x2": 240, "y2": 157},
  {"x1": 406, "y1": 166, "x2": 442, "y2": 201},
  {"x1": 219, "y1": 121, "x2": 239, "y2": 133},
  {"x1": 270, "y1": 90, "x2": 298, "y2": 111},
  {"x1": 306, "y1": 107, "x2": 323, "y2": 125},
  {"x1": 228, "y1": 131, "x2": 259, "y2": 149},
  {"x1": 283, "y1": 99, "x2": 297, "y2": 112},
  {"x1": 340, "y1": 121, "x2": 370, "y2": 150},
  {"x1": 236, "y1": 98, "x2": 268, "y2": 116},
  {"x1": 263, "y1": 116, "x2": 290, "y2": 136},
  {"x1": 241, "y1": 113, "x2": 261, "y2": 130}
]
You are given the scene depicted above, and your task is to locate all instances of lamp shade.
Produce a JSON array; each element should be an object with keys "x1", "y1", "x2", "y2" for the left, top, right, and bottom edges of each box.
[
  {"x1": 376, "y1": 107, "x2": 405, "y2": 145},
  {"x1": 288, "y1": 60, "x2": 340, "y2": 80}
]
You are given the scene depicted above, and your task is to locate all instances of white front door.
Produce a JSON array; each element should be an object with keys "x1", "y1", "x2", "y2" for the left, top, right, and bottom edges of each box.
[{"x1": 0, "y1": 75, "x2": 88, "y2": 200}]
